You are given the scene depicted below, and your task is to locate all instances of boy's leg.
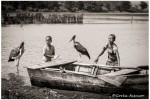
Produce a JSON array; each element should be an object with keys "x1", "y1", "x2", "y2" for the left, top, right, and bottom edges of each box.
[{"x1": 77, "y1": 53, "x2": 82, "y2": 62}]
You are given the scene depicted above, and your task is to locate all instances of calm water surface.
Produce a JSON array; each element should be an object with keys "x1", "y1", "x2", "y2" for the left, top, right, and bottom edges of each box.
[{"x1": 2, "y1": 23, "x2": 148, "y2": 83}]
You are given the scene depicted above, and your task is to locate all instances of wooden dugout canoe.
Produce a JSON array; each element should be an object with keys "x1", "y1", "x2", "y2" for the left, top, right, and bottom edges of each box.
[{"x1": 26, "y1": 60, "x2": 148, "y2": 95}]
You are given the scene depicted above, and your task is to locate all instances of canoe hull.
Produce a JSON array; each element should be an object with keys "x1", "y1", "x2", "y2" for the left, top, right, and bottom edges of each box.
[
  {"x1": 30, "y1": 76, "x2": 119, "y2": 94},
  {"x1": 27, "y1": 68, "x2": 148, "y2": 95}
]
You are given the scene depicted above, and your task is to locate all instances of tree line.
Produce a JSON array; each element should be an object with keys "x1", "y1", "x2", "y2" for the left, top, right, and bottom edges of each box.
[{"x1": 2, "y1": 1, "x2": 148, "y2": 13}]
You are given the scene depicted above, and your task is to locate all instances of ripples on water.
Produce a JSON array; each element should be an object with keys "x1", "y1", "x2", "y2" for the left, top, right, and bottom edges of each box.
[{"x1": 2, "y1": 23, "x2": 148, "y2": 84}]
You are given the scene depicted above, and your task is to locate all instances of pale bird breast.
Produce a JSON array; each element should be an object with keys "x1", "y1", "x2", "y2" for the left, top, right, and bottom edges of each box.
[
  {"x1": 11, "y1": 49, "x2": 20, "y2": 57},
  {"x1": 74, "y1": 43, "x2": 78, "y2": 46}
]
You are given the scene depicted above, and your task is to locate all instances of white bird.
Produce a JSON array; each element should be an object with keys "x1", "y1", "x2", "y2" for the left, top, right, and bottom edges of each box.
[{"x1": 8, "y1": 42, "x2": 25, "y2": 75}]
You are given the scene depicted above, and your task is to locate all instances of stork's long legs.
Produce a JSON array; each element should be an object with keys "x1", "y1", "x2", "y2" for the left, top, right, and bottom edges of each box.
[
  {"x1": 15, "y1": 59, "x2": 20, "y2": 75},
  {"x1": 78, "y1": 53, "x2": 82, "y2": 62}
]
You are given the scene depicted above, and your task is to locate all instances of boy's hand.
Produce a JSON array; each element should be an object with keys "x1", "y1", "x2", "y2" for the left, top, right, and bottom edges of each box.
[{"x1": 53, "y1": 55, "x2": 59, "y2": 60}]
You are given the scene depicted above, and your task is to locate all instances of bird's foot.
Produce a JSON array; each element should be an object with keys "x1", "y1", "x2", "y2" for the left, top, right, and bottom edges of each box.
[{"x1": 16, "y1": 66, "x2": 19, "y2": 76}]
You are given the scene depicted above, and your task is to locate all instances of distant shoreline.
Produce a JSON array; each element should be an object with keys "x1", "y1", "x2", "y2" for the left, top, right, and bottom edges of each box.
[
  {"x1": 7, "y1": 12, "x2": 149, "y2": 15},
  {"x1": 2, "y1": 12, "x2": 148, "y2": 25}
]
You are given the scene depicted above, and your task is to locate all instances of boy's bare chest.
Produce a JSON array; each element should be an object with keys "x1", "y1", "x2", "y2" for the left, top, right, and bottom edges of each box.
[
  {"x1": 107, "y1": 46, "x2": 115, "y2": 54},
  {"x1": 46, "y1": 47, "x2": 53, "y2": 51}
]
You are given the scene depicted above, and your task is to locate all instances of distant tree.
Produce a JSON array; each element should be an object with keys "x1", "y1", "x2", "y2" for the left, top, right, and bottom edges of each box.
[
  {"x1": 84, "y1": 1, "x2": 103, "y2": 12},
  {"x1": 18, "y1": 1, "x2": 29, "y2": 11},
  {"x1": 26, "y1": 7, "x2": 33, "y2": 11},
  {"x1": 95, "y1": 1, "x2": 103, "y2": 12},
  {"x1": 12, "y1": 1, "x2": 19, "y2": 9},
  {"x1": 76, "y1": 1, "x2": 84, "y2": 11},
  {"x1": 47, "y1": 1, "x2": 60, "y2": 11},
  {"x1": 140, "y1": 1, "x2": 148, "y2": 10},
  {"x1": 2, "y1": 5, "x2": 6, "y2": 11},
  {"x1": 121, "y1": 1, "x2": 132, "y2": 11},
  {"x1": 28, "y1": 1, "x2": 37, "y2": 8},
  {"x1": 113, "y1": 1, "x2": 122, "y2": 11},
  {"x1": 37, "y1": 1, "x2": 48, "y2": 9},
  {"x1": 64, "y1": 1, "x2": 76, "y2": 12},
  {"x1": 105, "y1": 3, "x2": 111, "y2": 10},
  {"x1": 135, "y1": 5, "x2": 139, "y2": 10},
  {"x1": 2, "y1": 1, "x2": 146, "y2": 13}
]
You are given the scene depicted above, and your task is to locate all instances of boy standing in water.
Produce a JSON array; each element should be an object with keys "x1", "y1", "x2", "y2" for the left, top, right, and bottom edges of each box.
[
  {"x1": 42, "y1": 36, "x2": 55, "y2": 62},
  {"x1": 94, "y1": 34, "x2": 120, "y2": 66}
]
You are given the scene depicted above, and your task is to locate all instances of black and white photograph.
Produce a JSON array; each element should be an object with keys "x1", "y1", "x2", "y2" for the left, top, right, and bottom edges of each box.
[{"x1": 1, "y1": 1, "x2": 149, "y2": 99}]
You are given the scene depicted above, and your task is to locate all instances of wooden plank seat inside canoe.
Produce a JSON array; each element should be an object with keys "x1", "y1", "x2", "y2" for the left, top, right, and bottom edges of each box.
[
  {"x1": 73, "y1": 62, "x2": 116, "y2": 70},
  {"x1": 41, "y1": 63, "x2": 97, "y2": 77}
]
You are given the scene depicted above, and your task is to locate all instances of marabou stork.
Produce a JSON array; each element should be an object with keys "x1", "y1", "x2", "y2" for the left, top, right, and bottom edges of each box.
[
  {"x1": 70, "y1": 35, "x2": 90, "y2": 62},
  {"x1": 8, "y1": 42, "x2": 25, "y2": 75}
]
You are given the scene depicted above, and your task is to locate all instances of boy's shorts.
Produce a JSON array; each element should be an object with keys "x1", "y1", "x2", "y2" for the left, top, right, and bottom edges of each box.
[{"x1": 106, "y1": 60, "x2": 118, "y2": 66}]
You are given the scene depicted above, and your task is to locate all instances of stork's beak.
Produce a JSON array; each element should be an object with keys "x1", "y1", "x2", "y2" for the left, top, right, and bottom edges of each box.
[
  {"x1": 69, "y1": 35, "x2": 76, "y2": 42},
  {"x1": 69, "y1": 37, "x2": 73, "y2": 42},
  {"x1": 20, "y1": 42, "x2": 24, "y2": 48}
]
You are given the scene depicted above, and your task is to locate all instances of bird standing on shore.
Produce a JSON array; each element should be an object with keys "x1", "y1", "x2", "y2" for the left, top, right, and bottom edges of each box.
[
  {"x1": 8, "y1": 42, "x2": 25, "y2": 75},
  {"x1": 70, "y1": 35, "x2": 90, "y2": 62}
]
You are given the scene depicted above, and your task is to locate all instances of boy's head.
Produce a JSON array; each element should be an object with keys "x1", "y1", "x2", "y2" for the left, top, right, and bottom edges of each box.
[
  {"x1": 46, "y1": 36, "x2": 52, "y2": 46},
  {"x1": 108, "y1": 34, "x2": 116, "y2": 44}
]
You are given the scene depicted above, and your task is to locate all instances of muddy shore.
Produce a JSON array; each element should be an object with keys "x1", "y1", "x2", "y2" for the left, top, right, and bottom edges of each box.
[
  {"x1": 2, "y1": 73, "x2": 148, "y2": 99},
  {"x1": 2, "y1": 73, "x2": 113, "y2": 99}
]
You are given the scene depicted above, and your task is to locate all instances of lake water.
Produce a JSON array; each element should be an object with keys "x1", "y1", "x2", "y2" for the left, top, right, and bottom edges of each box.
[{"x1": 2, "y1": 22, "x2": 148, "y2": 84}]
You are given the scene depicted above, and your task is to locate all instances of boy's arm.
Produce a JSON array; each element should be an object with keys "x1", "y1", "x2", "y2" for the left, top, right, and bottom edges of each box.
[
  {"x1": 94, "y1": 46, "x2": 106, "y2": 63},
  {"x1": 43, "y1": 47, "x2": 50, "y2": 57},
  {"x1": 52, "y1": 46, "x2": 55, "y2": 56},
  {"x1": 115, "y1": 49, "x2": 120, "y2": 66},
  {"x1": 114, "y1": 46, "x2": 120, "y2": 66}
]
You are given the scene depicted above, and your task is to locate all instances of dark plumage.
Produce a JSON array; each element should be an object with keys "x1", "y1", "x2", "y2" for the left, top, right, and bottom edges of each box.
[
  {"x1": 8, "y1": 42, "x2": 24, "y2": 62},
  {"x1": 70, "y1": 35, "x2": 90, "y2": 59}
]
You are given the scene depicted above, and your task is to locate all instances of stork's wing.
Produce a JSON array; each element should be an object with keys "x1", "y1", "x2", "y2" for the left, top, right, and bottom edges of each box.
[
  {"x1": 74, "y1": 42, "x2": 90, "y2": 59},
  {"x1": 8, "y1": 48, "x2": 20, "y2": 61},
  {"x1": 10, "y1": 48, "x2": 20, "y2": 57},
  {"x1": 74, "y1": 42, "x2": 87, "y2": 52}
]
